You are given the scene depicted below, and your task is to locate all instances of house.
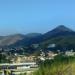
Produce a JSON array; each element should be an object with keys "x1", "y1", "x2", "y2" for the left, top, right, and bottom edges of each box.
[
  {"x1": 65, "y1": 50, "x2": 75, "y2": 56},
  {"x1": 47, "y1": 44, "x2": 56, "y2": 48},
  {"x1": 47, "y1": 51, "x2": 58, "y2": 59}
]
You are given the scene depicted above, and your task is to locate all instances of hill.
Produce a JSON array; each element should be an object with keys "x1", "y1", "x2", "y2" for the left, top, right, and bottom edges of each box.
[
  {"x1": 0, "y1": 25, "x2": 75, "y2": 52},
  {"x1": 0, "y1": 33, "x2": 42, "y2": 48},
  {"x1": 9, "y1": 25, "x2": 75, "y2": 52},
  {"x1": 40, "y1": 25, "x2": 75, "y2": 51}
]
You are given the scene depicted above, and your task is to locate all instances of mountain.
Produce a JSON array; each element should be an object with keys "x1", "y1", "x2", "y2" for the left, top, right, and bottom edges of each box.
[
  {"x1": 43, "y1": 25, "x2": 75, "y2": 40},
  {"x1": 0, "y1": 33, "x2": 42, "y2": 48},
  {"x1": 9, "y1": 25, "x2": 75, "y2": 50},
  {"x1": 0, "y1": 25, "x2": 75, "y2": 51},
  {"x1": 8, "y1": 33, "x2": 42, "y2": 47},
  {"x1": 40, "y1": 25, "x2": 75, "y2": 51},
  {"x1": 0, "y1": 34, "x2": 25, "y2": 47},
  {"x1": 50, "y1": 25, "x2": 73, "y2": 32}
]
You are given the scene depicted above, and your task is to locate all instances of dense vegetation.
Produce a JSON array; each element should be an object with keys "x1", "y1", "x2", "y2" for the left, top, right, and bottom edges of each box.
[
  {"x1": 0, "y1": 53, "x2": 10, "y2": 63},
  {"x1": 33, "y1": 55, "x2": 75, "y2": 75}
]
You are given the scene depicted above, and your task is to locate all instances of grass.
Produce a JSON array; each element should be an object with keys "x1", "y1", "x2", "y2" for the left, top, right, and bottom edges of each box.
[
  {"x1": 33, "y1": 55, "x2": 75, "y2": 75},
  {"x1": 12, "y1": 55, "x2": 75, "y2": 75}
]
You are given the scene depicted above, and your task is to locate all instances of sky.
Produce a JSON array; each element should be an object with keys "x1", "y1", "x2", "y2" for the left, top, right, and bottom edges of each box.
[{"x1": 0, "y1": 0, "x2": 75, "y2": 35}]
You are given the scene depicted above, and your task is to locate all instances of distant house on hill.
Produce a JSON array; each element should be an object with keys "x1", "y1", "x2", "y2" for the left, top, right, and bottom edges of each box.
[
  {"x1": 47, "y1": 51, "x2": 58, "y2": 59},
  {"x1": 47, "y1": 44, "x2": 56, "y2": 48},
  {"x1": 65, "y1": 50, "x2": 75, "y2": 56}
]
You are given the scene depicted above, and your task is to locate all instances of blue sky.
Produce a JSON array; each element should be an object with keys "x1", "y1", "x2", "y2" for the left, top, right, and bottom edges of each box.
[{"x1": 0, "y1": 0, "x2": 75, "y2": 35}]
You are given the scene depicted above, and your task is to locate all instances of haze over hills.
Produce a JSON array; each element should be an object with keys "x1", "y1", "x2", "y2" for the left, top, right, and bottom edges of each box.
[
  {"x1": 0, "y1": 33, "x2": 42, "y2": 47},
  {"x1": 0, "y1": 34, "x2": 25, "y2": 47},
  {"x1": 0, "y1": 25, "x2": 75, "y2": 50}
]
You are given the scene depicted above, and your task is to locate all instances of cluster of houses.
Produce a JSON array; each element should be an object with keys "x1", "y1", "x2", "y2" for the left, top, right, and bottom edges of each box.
[
  {"x1": 1, "y1": 48, "x2": 75, "y2": 63},
  {"x1": 65, "y1": 50, "x2": 75, "y2": 56},
  {"x1": 1, "y1": 48, "x2": 75, "y2": 75},
  {"x1": 9, "y1": 50, "x2": 59, "y2": 63},
  {"x1": 10, "y1": 55, "x2": 36, "y2": 63}
]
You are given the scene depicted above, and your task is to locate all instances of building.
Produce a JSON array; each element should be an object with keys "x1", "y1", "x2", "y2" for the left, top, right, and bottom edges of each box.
[
  {"x1": 10, "y1": 55, "x2": 36, "y2": 63},
  {"x1": 65, "y1": 51, "x2": 75, "y2": 56},
  {"x1": 47, "y1": 51, "x2": 58, "y2": 59}
]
